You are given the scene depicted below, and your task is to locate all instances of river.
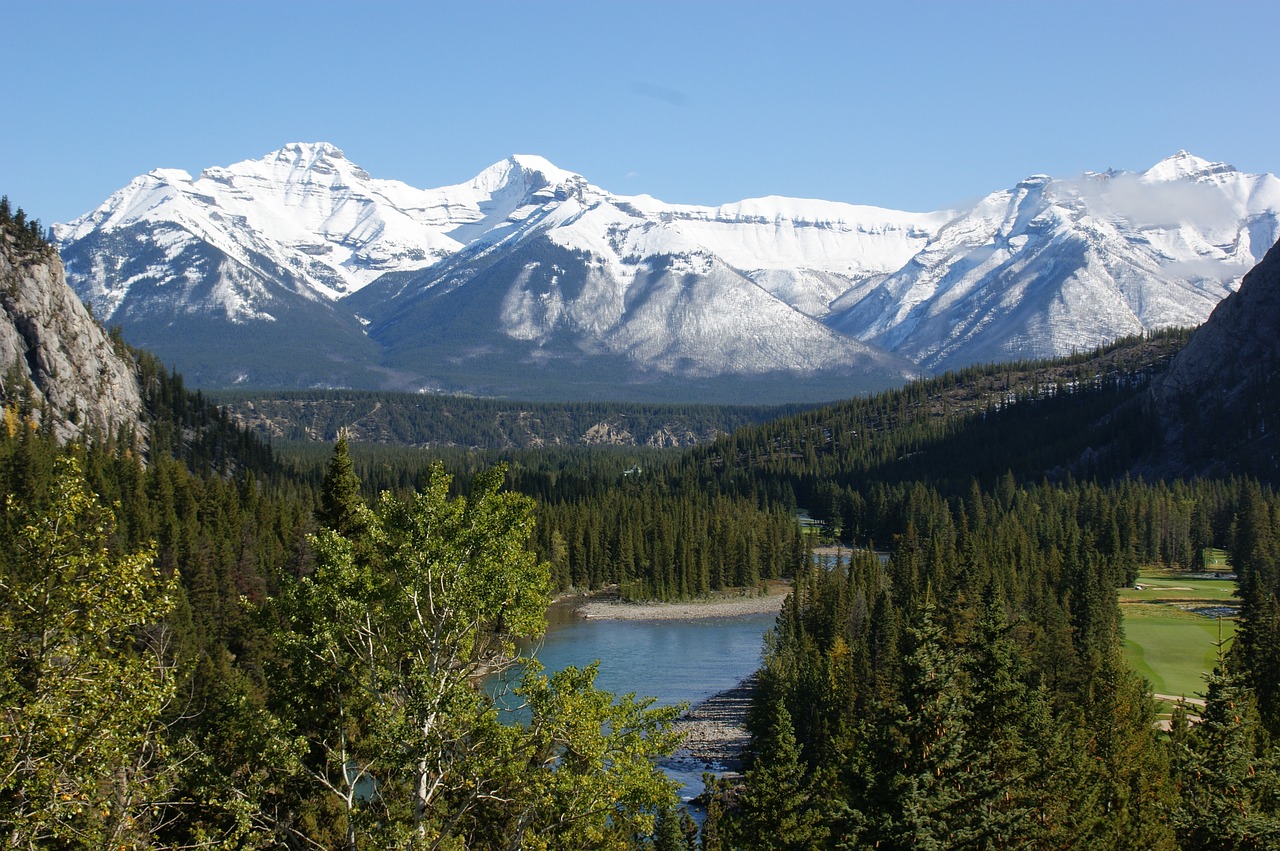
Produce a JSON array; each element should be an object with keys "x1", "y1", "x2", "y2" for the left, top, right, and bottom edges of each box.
[{"x1": 493, "y1": 603, "x2": 778, "y2": 800}]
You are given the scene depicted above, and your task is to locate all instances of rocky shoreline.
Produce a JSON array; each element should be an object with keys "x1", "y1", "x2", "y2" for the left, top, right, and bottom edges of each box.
[
  {"x1": 662, "y1": 674, "x2": 759, "y2": 780},
  {"x1": 549, "y1": 586, "x2": 781, "y2": 781},
  {"x1": 575, "y1": 583, "x2": 789, "y2": 622}
]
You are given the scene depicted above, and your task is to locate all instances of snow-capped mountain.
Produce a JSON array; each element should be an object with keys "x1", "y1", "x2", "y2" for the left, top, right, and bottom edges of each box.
[
  {"x1": 829, "y1": 151, "x2": 1280, "y2": 371},
  {"x1": 58, "y1": 143, "x2": 555, "y2": 310},
  {"x1": 56, "y1": 143, "x2": 936, "y2": 399},
  {"x1": 345, "y1": 157, "x2": 937, "y2": 399},
  {"x1": 56, "y1": 144, "x2": 1280, "y2": 402}
]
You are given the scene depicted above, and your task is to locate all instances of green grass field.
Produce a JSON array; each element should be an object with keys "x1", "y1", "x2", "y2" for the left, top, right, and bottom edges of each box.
[
  {"x1": 1201, "y1": 547, "x2": 1231, "y2": 571},
  {"x1": 1119, "y1": 571, "x2": 1238, "y2": 701},
  {"x1": 1121, "y1": 604, "x2": 1234, "y2": 698}
]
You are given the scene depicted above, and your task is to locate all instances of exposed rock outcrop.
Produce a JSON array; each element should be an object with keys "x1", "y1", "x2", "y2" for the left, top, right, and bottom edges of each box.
[
  {"x1": 0, "y1": 234, "x2": 142, "y2": 442},
  {"x1": 581, "y1": 419, "x2": 635, "y2": 445},
  {"x1": 1148, "y1": 238, "x2": 1280, "y2": 480}
]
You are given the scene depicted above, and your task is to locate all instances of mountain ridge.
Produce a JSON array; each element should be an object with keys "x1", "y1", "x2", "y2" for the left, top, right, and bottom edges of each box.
[
  {"x1": 1147, "y1": 237, "x2": 1280, "y2": 481},
  {"x1": 56, "y1": 144, "x2": 1280, "y2": 402}
]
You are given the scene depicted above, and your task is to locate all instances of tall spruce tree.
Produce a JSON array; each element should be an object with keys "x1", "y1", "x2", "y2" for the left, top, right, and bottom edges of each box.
[
  {"x1": 961, "y1": 587, "x2": 1043, "y2": 843},
  {"x1": 317, "y1": 433, "x2": 367, "y2": 539},
  {"x1": 1171, "y1": 654, "x2": 1280, "y2": 849},
  {"x1": 728, "y1": 697, "x2": 828, "y2": 850},
  {"x1": 868, "y1": 599, "x2": 980, "y2": 850}
]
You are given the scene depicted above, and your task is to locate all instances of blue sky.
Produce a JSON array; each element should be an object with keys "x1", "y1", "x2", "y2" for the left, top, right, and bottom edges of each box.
[{"x1": 3, "y1": 1, "x2": 1277, "y2": 224}]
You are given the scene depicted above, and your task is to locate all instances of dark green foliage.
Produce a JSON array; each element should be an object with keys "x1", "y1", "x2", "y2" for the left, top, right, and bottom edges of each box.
[
  {"x1": 960, "y1": 588, "x2": 1070, "y2": 844},
  {"x1": 679, "y1": 331, "x2": 1188, "y2": 511},
  {"x1": 1170, "y1": 657, "x2": 1280, "y2": 849},
  {"x1": 317, "y1": 434, "x2": 366, "y2": 537},
  {"x1": 729, "y1": 698, "x2": 828, "y2": 850},
  {"x1": 0, "y1": 195, "x2": 53, "y2": 256},
  {"x1": 532, "y1": 483, "x2": 806, "y2": 598},
  {"x1": 276, "y1": 438, "x2": 809, "y2": 601},
  {"x1": 857, "y1": 598, "x2": 1019, "y2": 849},
  {"x1": 717, "y1": 470, "x2": 1280, "y2": 848},
  {"x1": 653, "y1": 804, "x2": 696, "y2": 851}
]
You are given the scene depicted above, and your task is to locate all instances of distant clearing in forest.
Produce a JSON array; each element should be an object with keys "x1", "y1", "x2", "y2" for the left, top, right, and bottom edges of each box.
[
  {"x1": 1200, "y1": 547, "x2": 1230, "y2": 570},
  {"x1": 1119, "y1": 570, "x2": 1237, "y2": 705}
]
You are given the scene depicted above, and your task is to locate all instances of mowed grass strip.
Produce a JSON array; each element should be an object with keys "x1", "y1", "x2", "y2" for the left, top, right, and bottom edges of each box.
[
  {"x1": 1121, "y1": 601, "x2": 1235, "y2": 699},
  {"x1": 1202, "y1": 547, "x2": 1230, "y2": 570},
  {"x1": 1120, "y1": 576, "x2": 1237, "y2": 603}
]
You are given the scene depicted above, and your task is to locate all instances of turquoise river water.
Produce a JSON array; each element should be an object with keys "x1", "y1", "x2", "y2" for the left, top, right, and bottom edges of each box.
[{"x1": 491, "y1": 605, "x2": 778, "y2": 800}]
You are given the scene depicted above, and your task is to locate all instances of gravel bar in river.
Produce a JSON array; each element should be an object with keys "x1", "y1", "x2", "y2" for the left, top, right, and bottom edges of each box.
[{"x1": 662, "y1": 674, "x2": 759, "y2": 779}]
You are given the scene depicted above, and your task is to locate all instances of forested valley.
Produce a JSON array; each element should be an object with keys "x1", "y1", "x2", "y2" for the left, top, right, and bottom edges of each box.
[{"x1": 5, "y1": 253, "x2": 1280, "y2": 848}]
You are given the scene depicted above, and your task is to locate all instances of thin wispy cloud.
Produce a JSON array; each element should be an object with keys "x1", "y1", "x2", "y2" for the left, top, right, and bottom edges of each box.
[
  {"x1": 1076, "y1": 173, "x2": 1235, "y2": 230},
  {"x1": 629, "y1": 80, "x2": 687, "y2": 107}
]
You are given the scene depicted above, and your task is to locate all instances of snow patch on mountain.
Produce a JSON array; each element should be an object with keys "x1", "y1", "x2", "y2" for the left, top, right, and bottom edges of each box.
[
  {"x1": 827, "y1": 154, "x2": 1280, "y2": 371},
  {"x1": 55, "y1": 145, "x2": 1280, "y2": 399}
]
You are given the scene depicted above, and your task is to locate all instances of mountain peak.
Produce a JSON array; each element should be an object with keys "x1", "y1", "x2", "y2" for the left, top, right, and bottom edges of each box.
[
  {"x1": 278, "y1": 140, "x2": 345, "y2": 158},
  {"x1": 55, "y1": 146, "x2": 1280, "y2": 401},
  {"x1": 468, "y1": 154, "x2": 583, "y2": 196},
  {"x1": 1143, "y1": 150, "x2": 1229, "y2": 182},
  {"x1": 199, "y1": 142, "x2": 369, "y2": 185},
  {"x1": 508, "y1": 153, "x2": 567, "y2": 175}
]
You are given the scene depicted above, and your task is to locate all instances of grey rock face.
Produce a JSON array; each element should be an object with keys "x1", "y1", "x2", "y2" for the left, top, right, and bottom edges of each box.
[
  {"x1": 0, "y1": 236, "x2": 142, "y2": 442},
  {"x1": 1148, "y1": 237, "x2": 1280, "y2": 479},
  {"x1": 1154, "y1": 238, "x2": 1280, "y2": 404}
]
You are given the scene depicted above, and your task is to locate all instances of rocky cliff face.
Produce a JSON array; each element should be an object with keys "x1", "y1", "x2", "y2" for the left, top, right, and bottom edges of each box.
[
  {"x1": 0, "y1": 234, "x2": 142, "y2": 442},
  {"x1": 1149, "y1": 238, "x2": 1280, "y2": 480}
]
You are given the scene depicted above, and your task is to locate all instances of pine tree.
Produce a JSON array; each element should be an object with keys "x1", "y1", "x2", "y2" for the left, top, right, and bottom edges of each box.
[
  {"x1": 1082, "y1": 650, "x2": 1177, "y2": 849},
  {"x1": 962, "y1": 587, "x2": 1040, "y2": 844},
  {"x1": 317, "y1": 433, "x2": 367, "y2": 539},
  {"x1": 1171, "y1": 655, "x2": 1280, "y2": 849},
  {"x1": 869, "y1": 599, "x2": 978, "y2": 849},
  {"x1": 728, "y1": 697, "x2": 828, "y2": 850}
]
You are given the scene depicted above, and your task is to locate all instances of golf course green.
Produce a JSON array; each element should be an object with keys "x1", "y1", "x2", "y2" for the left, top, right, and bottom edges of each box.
[{"x1": 1119, "y1": 572, "x2": 1237, "y2": 701}]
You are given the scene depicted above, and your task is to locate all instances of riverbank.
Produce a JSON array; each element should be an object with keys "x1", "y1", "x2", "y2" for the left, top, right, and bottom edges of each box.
[
  {"x1": 575, "y1": 581, "x2": 790, "y2": 621},
  {"x1": 663, "y1": 674, "x2": 758, "y2": 781}
]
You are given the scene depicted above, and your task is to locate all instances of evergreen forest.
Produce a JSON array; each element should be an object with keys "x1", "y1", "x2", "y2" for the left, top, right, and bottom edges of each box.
[{"x1": 4, "y1": 295, "x2": 1280, "y2": 847}]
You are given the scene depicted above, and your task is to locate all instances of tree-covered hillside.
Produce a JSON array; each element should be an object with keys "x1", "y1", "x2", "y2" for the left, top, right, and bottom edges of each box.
[
  {"x1": 214, "y1": 388, "x2": 795, "y2": 449},
  {"x1": 8, "y1": 235, "x2": 1280, "y2": 847},
  {"x1": 664, "y1": 330, "x2": 1280, "y2": 848}
]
